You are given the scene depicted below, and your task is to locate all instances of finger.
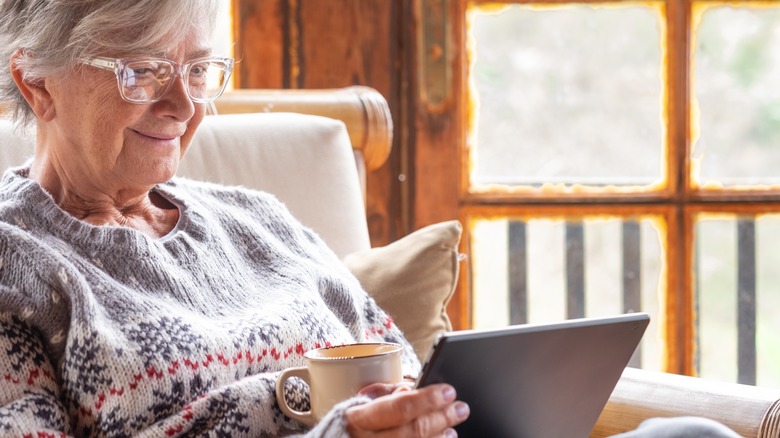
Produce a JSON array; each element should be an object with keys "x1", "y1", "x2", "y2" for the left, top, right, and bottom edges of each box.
[
  {"x1": 350, "y1": 400, "x2": 469, "y2": 438},
  {"x1": 358, "y1": 382, "x2": 398, "y2": 399},
  {"x1": 395, "y1": 401, "x2": 469, "y2": 438},
  {"x1": 346, "y1": 384, "x2": 458, "y2": 430},
  {"x1": 393, "y1": 381, "x2": 414, "y2": 393},
  {"x1": 358, "y1": 381, "x2": 415, "y2": 399}
]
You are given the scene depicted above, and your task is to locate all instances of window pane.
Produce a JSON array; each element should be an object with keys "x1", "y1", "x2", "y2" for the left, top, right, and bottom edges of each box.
[
  {"x1": 468, "y1": 4, "x2": 664, "y2": 188},
  {"x1": 692, "y1": 4, "x2": 780, "y2": 187},
  {"x1": 695, "y1": 215, "x2": 780, "y2": 389},
  {"x1": 695, "y1": 219, "x2": 738, "y2": 382},
  {"x1": 470, "y1": 215, "x2": 664, "y2": 371}
]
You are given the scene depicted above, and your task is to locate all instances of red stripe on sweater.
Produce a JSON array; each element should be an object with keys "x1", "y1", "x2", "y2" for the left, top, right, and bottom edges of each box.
[{"x1": 69, "y1": 343, "x2": 312, "y2": 420}]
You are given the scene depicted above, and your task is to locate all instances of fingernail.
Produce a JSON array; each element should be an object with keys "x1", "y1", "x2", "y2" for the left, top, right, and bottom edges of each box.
[
  {"x1": 444, "y1": 428, "x2": 457, "y2": 438},
  {"x1": 441, "y1": 385, "x2": 456, "y2": 402},
  {"x1": 454, "y1": 401, "x2": 470, "y2": 420}
]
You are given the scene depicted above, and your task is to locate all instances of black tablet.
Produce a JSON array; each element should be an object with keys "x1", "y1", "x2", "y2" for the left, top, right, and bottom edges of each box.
[{"x1": 415, "y1": 313, "x2": 650, "y2": 437}]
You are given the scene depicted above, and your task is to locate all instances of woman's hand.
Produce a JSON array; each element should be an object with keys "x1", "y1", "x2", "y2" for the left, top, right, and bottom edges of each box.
[{"x1": 344, "y1": 382, "x2": 470, "y2": 437}]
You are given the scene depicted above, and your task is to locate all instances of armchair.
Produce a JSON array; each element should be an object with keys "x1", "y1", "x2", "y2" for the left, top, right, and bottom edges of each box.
[
  {"x1": 2, "y1": 87, "x2": 778, "y2": 437},
  {"x1": 592, "y1": 367, "x2": 780, "y2": 437}
]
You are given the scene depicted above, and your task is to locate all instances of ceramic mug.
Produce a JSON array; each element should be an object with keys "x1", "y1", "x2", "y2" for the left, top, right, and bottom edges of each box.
[{"x1": 275, "y1": 342, "x2": 403, "y2": 426}]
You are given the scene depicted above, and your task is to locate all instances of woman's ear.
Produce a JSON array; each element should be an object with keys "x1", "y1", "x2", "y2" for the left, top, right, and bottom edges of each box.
[{"x1": 10, "y1": 49, "x2": 56, "y2": 122}]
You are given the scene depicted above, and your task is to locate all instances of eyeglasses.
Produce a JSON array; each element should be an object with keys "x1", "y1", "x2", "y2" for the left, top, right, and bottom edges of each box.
[{"x1": 82, "y1": 56, "x2": 234, "y2": 104}]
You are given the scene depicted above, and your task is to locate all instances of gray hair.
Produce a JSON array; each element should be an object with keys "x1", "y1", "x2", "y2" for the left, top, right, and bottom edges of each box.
[{"x1": 0, "y1": 0, "x2": 220, "y2": 125}]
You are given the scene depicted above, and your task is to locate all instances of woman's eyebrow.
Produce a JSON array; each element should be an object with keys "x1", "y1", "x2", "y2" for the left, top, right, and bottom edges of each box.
[
  {"x1": 141, "y1": 49, "x2": 212, "y2": 60},
  {"x1": 187, "y1": 49, "x2": 213, "y2": 59}
]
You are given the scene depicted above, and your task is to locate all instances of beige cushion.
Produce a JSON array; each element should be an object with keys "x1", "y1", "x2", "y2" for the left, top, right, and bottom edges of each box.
[{"x1": 343, "y1": 220, "x2": 463, "y2": 361}]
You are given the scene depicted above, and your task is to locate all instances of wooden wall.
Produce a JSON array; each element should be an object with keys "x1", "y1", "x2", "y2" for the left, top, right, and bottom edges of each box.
[
  {"x1": 233, "y1": 0, "x2": 458, "y2": 246},
  {"x1": 233, "y1": 0, "x2": 408, "y2": 246},
  {"x1": 234, "y1": 0, "x2": 465, "y2": 325}
]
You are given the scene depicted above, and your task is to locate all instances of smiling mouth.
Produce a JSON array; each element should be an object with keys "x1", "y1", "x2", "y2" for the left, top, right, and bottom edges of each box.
[{"x1": 135, "y1": 130, "x2": 182, "y2": 141}]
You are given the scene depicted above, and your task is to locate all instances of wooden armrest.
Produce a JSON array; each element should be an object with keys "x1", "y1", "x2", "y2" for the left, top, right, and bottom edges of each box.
[
  {"x1": 591, "y1": 367, "x2": 780, "y2": 438},
  {"x1": 210, "y1": 86, "x2": 392, "y2": 172}
]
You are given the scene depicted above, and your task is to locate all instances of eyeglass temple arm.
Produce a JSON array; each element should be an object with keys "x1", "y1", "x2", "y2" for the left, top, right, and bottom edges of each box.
[{"x1": 83, "y1": 57, "x2": 117, "y2": 71}]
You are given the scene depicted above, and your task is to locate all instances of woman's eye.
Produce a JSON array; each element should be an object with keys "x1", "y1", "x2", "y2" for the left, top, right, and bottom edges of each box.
[
  {"x1": 190, "y1": 65, "x2": 208, "y2": 77},
  {"x1": 131, "y1": 67, "x2": 156, "y2": 77},
  {"x1": 126, "y1": 62, "x2": 169, "y2": 80}
]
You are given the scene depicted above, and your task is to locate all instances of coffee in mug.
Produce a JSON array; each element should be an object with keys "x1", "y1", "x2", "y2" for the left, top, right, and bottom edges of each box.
[{"x1": 275, "y1": 342, "x2": 403, "y2": 426}]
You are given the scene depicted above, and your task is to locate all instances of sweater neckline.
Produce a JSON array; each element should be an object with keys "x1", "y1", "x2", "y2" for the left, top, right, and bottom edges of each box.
[{"x1": 2, "y1": 166, "x2": 191, "y2": 255}]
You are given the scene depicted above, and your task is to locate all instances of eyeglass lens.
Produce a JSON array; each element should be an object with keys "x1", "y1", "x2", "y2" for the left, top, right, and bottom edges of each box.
[{"x1": 120, "y1": 59, "x2": 229, "y2": 103}]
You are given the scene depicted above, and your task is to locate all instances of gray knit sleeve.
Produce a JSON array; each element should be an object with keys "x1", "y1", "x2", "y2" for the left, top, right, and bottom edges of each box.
[
  {"x1": 0, "y1": 308, "x2": 73, "y2": 436},
  {"x1": 301, "y1": 396, "x2": 372, "y2": 438}
]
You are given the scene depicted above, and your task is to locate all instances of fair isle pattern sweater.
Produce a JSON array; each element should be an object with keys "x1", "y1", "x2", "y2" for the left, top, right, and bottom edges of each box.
[{"x1": 0, "y1": 167, "x2": 420, "y2": 437}]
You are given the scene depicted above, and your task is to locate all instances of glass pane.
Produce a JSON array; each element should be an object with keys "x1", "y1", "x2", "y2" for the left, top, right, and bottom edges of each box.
[
  {"x1": 692, "y1": 4, "x2": 780, "y2": 187},
  {"x1": 470, "y1": 215, "x2": 664, "y2": 371},
  {"x1": 757, "y1": 217, "x2": 780, "y2": 389},
  {"x1": 695, "y1": 219, "x2": 737, "y2": 382},
  {"x1": 695, "y1": 215, "x2": 780, "y2": 389},
  {"x1": 468, "y1": 4, "x2": 664, "y2": 188},
  {"x1": 213, "y1": 1, "x2": 233, "y2": 87}
]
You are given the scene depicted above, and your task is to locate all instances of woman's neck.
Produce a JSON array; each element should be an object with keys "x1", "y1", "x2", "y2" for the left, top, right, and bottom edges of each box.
[{"x1": 28, "y1": 160, "x2": 179, "y2": 238}]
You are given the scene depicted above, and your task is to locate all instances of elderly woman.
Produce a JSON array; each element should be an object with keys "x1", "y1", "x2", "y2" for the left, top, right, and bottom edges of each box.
[
  {"x1": 0, "y1": 0, "x2": 468, "y2": 437},
  {"x1": 0, "y1": 1, "x2": 742, "y2": 438}
]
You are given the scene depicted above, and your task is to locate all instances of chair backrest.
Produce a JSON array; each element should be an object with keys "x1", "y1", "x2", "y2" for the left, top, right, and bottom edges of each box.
[
  {"x1": 0, "y1": 112, "x2": 371, "y2": 258},
  {"x1": 0, "y1": 120, "x2": 34, "y2": 171}
]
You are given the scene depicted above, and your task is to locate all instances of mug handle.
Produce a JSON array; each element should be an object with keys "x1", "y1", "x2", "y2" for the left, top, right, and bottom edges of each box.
[{"x1": 275, "y1": 367, "x2": 315, "y2": 426}]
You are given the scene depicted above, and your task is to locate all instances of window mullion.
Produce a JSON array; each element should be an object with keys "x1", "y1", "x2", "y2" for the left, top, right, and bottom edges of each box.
[{"x1": 666, "y1": 0, "x2": 695, "y2": 375}]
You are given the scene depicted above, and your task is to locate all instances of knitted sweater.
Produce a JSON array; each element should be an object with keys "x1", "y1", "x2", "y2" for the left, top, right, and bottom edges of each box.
[{"x1": 0, "y1": 167, "x2": 420, "y2": 437}]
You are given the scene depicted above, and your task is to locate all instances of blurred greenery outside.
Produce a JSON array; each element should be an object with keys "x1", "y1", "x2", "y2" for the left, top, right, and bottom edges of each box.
[{"x1": 468, "y1": 2, "x2": 780, "y2": 389}]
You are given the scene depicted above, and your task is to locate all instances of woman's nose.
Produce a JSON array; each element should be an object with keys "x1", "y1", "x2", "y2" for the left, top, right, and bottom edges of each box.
[{"x1": 155, "y1": 74, "x2": 195, "y2": 119}]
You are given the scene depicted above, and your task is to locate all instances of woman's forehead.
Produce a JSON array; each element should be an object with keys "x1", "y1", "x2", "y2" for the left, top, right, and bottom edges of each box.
[{"x1": 111, "y1": 30, "x2": 212, "y2": 60}]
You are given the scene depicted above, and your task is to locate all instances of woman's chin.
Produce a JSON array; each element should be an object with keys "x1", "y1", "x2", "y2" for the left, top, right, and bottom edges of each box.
[{"x1": 133, "y1": 158, "x2": 180, "y2": 186}]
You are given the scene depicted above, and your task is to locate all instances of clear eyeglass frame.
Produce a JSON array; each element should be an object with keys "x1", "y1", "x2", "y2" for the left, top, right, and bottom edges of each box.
[{"x1": 82, "y1": 56, "x2": 235, "y2": 104}]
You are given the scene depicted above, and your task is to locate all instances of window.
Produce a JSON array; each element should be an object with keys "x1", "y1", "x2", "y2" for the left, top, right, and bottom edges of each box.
[
  {"x1": 212, "y1": 1, "x2": 234, "y2": 89},
  {"x1": 457, "y1": 1, "x2": 780, "y2": 389}
]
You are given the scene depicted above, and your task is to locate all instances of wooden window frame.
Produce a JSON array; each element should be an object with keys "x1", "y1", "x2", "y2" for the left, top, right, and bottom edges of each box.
[{"x1": 412, "y1": 0, "x2": 780, "y2": 376}]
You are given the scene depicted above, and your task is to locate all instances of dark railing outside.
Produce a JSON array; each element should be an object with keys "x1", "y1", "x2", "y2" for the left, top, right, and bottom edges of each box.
[
  {"x1": 507, "y1": 217, "x2": 758, "y2": 380},
  {"x1": 737, "y1": 218, "x2": 756, "y2": 385},
  {"x1": 622, "y1": 220, "x2": 642, "y2": 368},
  {"x1": 565, "y1": 222, "x2": 585, "y2": 320},
  {"x1": 508, "y1": 221, "x2": 527, "y2": 325}
]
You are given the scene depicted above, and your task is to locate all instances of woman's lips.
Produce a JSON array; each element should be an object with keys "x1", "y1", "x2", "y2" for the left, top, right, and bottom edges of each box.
[
  {"x1": 135, "y1": 130, "x2": 183, "y2": 141},
  {"x1": 131, "y1": 129, "x2": 187, "y2": 151}
]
